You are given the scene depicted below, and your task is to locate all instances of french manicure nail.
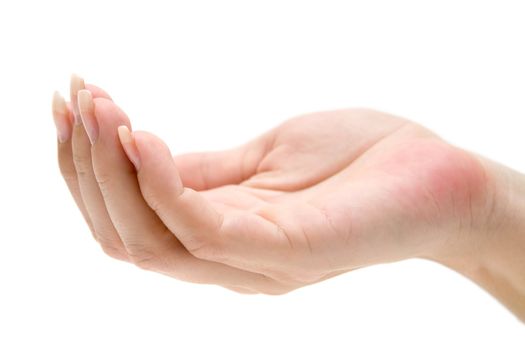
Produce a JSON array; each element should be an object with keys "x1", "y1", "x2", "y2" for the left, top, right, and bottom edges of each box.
[
  {"x1": 70, "y1": 74, "x2": 85, "y2": 125},
  {"x1": 77, "y1": 89, "x2": 99, "y2": 145},
  {"x1": 117, "y1": 125, "x2": 141, "y2": 170},
  {"x1": 52, "y1": 91, "x2": 71, "y2": 143}
]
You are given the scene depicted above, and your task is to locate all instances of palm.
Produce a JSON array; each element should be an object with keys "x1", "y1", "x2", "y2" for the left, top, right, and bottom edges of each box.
[{"x1": 192, "y1": 109, "x2": 487, "y2": 283}]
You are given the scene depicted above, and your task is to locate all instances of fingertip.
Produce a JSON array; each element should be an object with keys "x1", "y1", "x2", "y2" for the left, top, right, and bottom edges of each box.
[
  {"x1": 85, "y1": 83, "x2": 112, "y2": 100},
  {"x1": 91, "y1": 97, "x2": 131, "y2": 134},
  {"x1": 70, "y1": 74, "x2": 85, "y2": 93},
  {"x1": 78, "y1": 90, "x2": 98, "y2": 145},
  {"x1": 52, "y1": 91, "x2": 67, "y2": 120},
  {"x1": 133, "y1": 130, "x2": 184, "y2": 194},
  {"x1": 118, "y1": 125, "x2": 141, "y2": 171},
  {"x1": 133, "y1": 131, "x2": 172, "y2": 160},
  {"x1": 77, "y1": 89, "x2": 93, "y2": 113},
  {"x1": 70, "y1": 74, "x2": 86, "y2": 125},
  {"x1": 117, "y1": 125, "x2": 132, "y2": 144},
  {"x1": 52, "y1": 91, "x2": 71, "y2": 143}
]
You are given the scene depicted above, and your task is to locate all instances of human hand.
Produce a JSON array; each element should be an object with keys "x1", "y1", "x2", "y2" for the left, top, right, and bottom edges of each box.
[{"x1": 52, "y1": 76, "x2": 502, "y2": 296}]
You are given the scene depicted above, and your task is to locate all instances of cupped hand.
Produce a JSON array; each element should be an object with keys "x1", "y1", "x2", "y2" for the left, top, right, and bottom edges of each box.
[{"x1": 53, "y1": 76, "x2": 495, "y2": 294}]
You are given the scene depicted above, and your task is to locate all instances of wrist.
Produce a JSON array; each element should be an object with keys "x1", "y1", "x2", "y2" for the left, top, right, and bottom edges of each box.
[{"x1": 429, "y1": 157, "x2": 525, "y2": 321}]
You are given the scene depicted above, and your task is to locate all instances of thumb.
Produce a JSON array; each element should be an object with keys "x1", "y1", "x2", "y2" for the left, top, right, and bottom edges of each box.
[{"x1": 118, "y1": 126, "x2": 224, "y2": 255}]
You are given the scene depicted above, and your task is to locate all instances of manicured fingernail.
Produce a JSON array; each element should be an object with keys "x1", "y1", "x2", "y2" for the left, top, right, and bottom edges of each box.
[
  {"x1": 78, "y1": 89, "x2": 98, "y2": 145},
  {"x1": 70, "y1": 74, "x2": 85, "y2": 125},
  {"x1": 117, "y1": 125, "x2": 141, "y2": 170},
  {"x1": 52, "y1": 91, "x2": 71, "y2": 143}
]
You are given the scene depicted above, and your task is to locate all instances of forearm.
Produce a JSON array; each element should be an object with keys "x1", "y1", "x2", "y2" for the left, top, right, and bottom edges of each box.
[{"x1": 435, "y1": 158, "x2": 525, "y2": 322}]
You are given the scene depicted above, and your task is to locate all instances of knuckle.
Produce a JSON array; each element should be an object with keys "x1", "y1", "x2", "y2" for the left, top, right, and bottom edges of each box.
[
  {"x1": 95, "y1": 172, "x2": 111, "y2": 186},
  {"x1": 100, "y1": 244, "x2": 128, "y2": 261},
  {"x1": 186, "y1": 237, "x2": 221, "y2": 261},
  {"x1": 96, "y1": 235, "x2": 128, "y2": 261},
  {"x1": 94, "y1": 172, "x2": 113, "y2": 193},
  {"x1": 125, "y1": 243, "x2": 162, "y2": 270},
  {"x1": 185, "y1": 211, "x2": 225, "y2": 261},
  {"x1": 187, "y1": 244, "x2": 208, "y2": 259},
  {"x1": 58, "y1": 160, "x2": 77, "y2": 183},
  {"x1": 72, "y1": 154, "x2": 93, "y2": 178},
  {"x1": 142, "y1": 190, "x2": 163, "y2": 214},
  {"x1": 60, "y1": 169, "x2": 77, "y2": 184},
  {"x1": 72, "y1": 151, "x2": 91, "y2": 168}
]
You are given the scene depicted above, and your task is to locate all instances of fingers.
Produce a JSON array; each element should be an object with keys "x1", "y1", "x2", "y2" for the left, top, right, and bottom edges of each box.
[
  {"x1": 85, "y1": 97, "x2": 285, "y2": 291},
  {"x1": 172, "y1": 135, "x2": 270, "y2": 190},
  {"x1": 53, "y1": 92, "x2": 93, "y2": 233},
  {"x1": 55, "y1": 76, "x2": 292, "y2": 292},
  {"x1": 82, "y1": 95, "x2": 166, "y2": 252},
  {"x1": 130, "y1": 130, "x2": 304, "y2": 281},
  {"x1": 69, "y1": 76, "x2": 128, "y2": 260},
  {"x1": 53, "y1": 78, "x2": 114, "y2": 239}
]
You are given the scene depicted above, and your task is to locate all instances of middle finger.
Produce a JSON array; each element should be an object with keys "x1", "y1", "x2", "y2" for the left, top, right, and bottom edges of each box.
[{"x1": 70, "y1": 75, "x2": 128, "y2": 260}]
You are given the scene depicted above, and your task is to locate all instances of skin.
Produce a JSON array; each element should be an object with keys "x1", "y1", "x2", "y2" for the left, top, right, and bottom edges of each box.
[{"x1": 53, "y1": 76, "x2": 525, "y2": 320}]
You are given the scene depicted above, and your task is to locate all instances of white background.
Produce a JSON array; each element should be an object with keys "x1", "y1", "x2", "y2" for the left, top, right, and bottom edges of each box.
[{"x1": 0, "y1": 0, "x2": 524, "y2": 348}]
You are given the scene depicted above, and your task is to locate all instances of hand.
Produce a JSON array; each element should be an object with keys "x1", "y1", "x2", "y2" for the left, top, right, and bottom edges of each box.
[{"x1": 52, "y1": 76, "x2": 513, "y2": 301}]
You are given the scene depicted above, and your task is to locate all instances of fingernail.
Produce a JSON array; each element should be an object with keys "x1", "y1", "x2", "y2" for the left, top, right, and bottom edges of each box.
[
  {"x1": 70, "y1": 74, "x2": 85, "y2": 125},
  {"x1": 52, "y1": 91, "x2": 71, "y2": 143},
  {"x1": 117, "y1": 125, "x2": 141, "y2": 170},
  {"x1": 78, "y1": 89, "x2": 99, "y2": 145}
]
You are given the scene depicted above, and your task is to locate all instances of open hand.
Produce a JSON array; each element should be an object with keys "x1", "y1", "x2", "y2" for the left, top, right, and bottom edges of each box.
[{"x1": 52, "y1": 76, "x2": 495, "y2": 294}]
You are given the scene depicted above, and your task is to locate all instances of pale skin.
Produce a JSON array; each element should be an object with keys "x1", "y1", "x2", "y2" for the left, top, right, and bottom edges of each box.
[{"x1": 52, "y1": 75, "x2": 525, "y2": 321}]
